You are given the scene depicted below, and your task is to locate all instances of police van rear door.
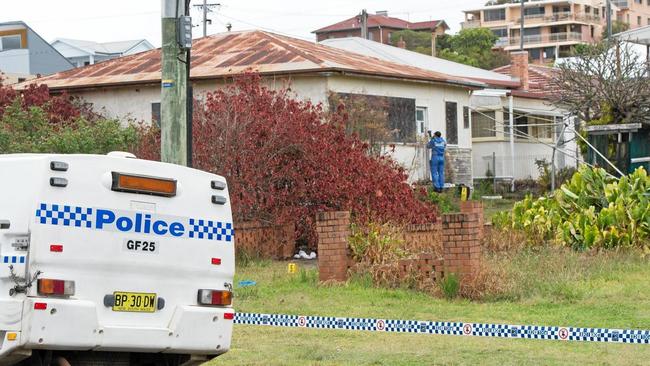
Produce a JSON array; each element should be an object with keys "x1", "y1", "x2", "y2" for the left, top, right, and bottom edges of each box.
[{"x1": 29, "y1": 154, "x2": 234, "y2": 334}]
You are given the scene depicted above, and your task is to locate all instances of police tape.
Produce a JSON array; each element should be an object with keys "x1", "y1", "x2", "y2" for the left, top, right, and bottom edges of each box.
[{"x1": 234, "y1": 313, "x2": 650, "y2": 344}]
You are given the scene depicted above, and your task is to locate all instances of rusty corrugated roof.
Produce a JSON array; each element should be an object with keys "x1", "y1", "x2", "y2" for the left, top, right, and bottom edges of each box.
[{"x1": 21, "y1": 30, "x2": 485, "y2": 91}]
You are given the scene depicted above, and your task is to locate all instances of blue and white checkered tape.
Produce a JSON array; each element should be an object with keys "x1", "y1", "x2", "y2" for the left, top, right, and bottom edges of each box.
[{"x1": 233, "y1": 313, "x2": 650, "y2": 344}]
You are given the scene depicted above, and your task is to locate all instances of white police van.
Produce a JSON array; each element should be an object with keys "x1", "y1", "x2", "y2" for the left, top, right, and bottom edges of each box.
[{"x1": 0, "y1": 152, "x2": 235, "y2": 366}]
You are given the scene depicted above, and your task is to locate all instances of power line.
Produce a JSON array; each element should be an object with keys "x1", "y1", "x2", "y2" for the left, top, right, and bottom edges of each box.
[
  {"x1": 215, "y1": 12, "x2": 314, "y2": 41},
  {"x1": 193, "y1": 1, "x2": 220, "y2": 37}
]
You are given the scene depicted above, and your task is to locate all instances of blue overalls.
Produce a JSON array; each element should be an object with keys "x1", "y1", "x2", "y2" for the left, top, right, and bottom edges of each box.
[{"x1": 427, "y1": 137, "x2": 446, "y2": 190}]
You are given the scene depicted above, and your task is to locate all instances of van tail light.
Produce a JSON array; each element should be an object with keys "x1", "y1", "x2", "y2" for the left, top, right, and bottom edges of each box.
[
  {"x1": 197, "y1": 289, "x2": 232, "y2": 306},
  {"x1": 111, "y1": 172, "x2": 177, "y2": 197},
  {"x1": 37, "y1": 279, "x2": 75, "y2": 296}
]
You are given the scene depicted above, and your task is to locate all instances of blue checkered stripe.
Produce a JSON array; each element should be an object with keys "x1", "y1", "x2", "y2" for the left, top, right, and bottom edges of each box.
[
  {"x1": 567, "y1": 328, "x2": 650, "y2": 344},
  {"x1": 36, "y1": 203, "x2": 93, "y2": 228},
  {"x1": 516, "y1": 325, "x2": 560, "y2": 340},
  {"x1": 188, "y1": 219, "x2": 233, "y2": 242},
  {"x1": 233, "y1": 313, "x2": 650, "y2": 344},
  {"x1": 2, "y1": 255, "x2": 25, "y2": 264},
  {"x1": 472, "y1": 323, "x2": 517, "y2": 338}
]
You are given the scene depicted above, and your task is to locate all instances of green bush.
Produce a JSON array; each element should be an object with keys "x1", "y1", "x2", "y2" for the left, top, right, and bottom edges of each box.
[
  {"x1": 494, "y1": 165, "x2": 650, "y2": 249},
  {"x1": 440, "y1": 273, "x2": 460, "y2": 299},
  {"x1": 427, "y1": 188, "x2": 459, "y2": 213},
  {"x1": 0, "y1": 100, "x2": 138, "y2": 154}
]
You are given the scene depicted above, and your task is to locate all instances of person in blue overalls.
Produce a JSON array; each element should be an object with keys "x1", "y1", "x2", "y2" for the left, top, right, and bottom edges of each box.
[{"x1": 427, "y1": 130, "x2": 446, "y2": 193}]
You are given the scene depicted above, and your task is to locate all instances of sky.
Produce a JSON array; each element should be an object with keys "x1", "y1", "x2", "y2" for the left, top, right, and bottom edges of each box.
[{"x1": 0, "y1": 0, "x2": 482, "y2": 47}]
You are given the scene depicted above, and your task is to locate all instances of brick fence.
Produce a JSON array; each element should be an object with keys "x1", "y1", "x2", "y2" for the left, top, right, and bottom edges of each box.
[
  {"x1": 316, "y1": 202, "x2": 484, "y2": 283},
  {"x1": 235, "y1": 221, "x2": 296, "y2": 259}
]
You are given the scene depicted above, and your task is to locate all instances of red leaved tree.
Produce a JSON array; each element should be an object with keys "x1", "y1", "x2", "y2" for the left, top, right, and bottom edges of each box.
[
  {"x1": 0, "y1": 78, "x2": 91, "y2": 123},
  {"x1": 134, "y1": 74, "x2": 436, "y2": 244}
]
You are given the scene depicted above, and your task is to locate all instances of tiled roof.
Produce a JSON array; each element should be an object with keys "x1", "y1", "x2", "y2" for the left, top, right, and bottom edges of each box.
[
  {"x1": 492, "y1": 63, "x2": 558, "y2": 98},
  {"x1": 20, "y1": 30, "x2": 485, "y2": 91},
  {"x1": 313, "y1": 14, "x2": 444, "y2": 33}
]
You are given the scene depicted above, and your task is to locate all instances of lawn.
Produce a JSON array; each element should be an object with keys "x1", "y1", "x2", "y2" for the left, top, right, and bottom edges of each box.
[{"x1": 212, "y1": 249, "x2": 650, "y2": 365}]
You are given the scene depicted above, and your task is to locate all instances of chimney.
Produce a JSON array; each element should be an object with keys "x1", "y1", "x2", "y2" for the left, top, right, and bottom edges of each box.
[
  {"x1": 510, "y1": 51, "x2": 529, "y2": 90},
  {"x1": 397, "y1": 36, "x2": 406, "y2": 49}
]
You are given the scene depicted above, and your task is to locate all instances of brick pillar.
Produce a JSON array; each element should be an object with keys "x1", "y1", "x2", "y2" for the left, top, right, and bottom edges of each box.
[
  {"x1": 442, "y1": 210, "x2": 482, "y2": 280},
  {"x1": 460, "y1": 201, "x2": 484, "y2": 239},
  {"x1": 316, "y1": 211, "x2": 351, "y2": 283}
]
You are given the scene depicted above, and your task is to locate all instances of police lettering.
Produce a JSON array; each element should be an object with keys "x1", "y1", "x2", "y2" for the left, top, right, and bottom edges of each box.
[{"x1": 96, "y1": 209, "x2": 184, "y2": 237}]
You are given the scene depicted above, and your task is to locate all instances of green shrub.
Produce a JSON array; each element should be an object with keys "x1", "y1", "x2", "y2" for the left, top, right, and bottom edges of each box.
[
  {"x1": 0, "y1": 100, "x2": 138, "y2": 154},
  {"x1": 440, "y1": 273, "x2": 460, "y2": 299},
  {"x1": 495, "y1": 165, "x2": 650, "y2": 249},
  {"x1": 427, "y1": 188, "x2": 459, "y2": 213}
]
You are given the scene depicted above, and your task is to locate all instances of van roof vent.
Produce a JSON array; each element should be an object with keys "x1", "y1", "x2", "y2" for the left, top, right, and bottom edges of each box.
[{"x1": 107, "y1": 151, "x2": 137, "y2": 159}]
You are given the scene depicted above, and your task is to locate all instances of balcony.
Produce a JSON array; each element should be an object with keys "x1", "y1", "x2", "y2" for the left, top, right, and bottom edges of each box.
[
  {"x1": 515, "y1": 12, "x2": 601, "y2": 24},
  {"x1": 508, "y1": 32, "x2": 583, "y2": 46},
  {"x1": 461, "y1": 20, "x2": 482, "y2": 29}
]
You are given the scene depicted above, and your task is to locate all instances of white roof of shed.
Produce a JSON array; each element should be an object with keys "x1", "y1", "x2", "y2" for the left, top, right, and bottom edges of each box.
[{"x1": 615, "y1": 25, "x2": 650, "y2": 46}]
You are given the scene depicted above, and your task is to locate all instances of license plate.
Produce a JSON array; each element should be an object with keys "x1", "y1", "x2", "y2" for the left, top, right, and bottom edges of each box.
[{"x1": 112, "y1": 291, "x2": 157, "y2": 313}]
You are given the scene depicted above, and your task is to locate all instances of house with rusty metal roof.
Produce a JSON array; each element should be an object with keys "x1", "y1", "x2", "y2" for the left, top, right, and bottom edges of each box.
[
  {"x1": 320, "y1": 37, "x2": 576, "y2": 181},
  {"x1": 20, "y1": 30, "x2": 519, "y2": 186},
  {"x1": 313, "y1": 11, "x2": 448, "y2": 46}
]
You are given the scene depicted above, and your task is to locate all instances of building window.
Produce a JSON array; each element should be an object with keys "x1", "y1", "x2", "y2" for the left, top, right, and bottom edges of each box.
[
  {"x1": 491, "y1": 28, "x2": 507, "y2": 37},
  {"x1": 369, "y1": 32, "x2": 375, "y2": 41},
  {"x1": 445, "y1": 101, "x2": 458, "y2": 145},
  {"x1": 416, "y1": 107, "x2": 427, "y2": 135},
  {"x1": 83, "y1": 61, "x2": 90, "y2": 66},
  {"x1": 151, "y1": 102, "x2": 161, "y2": 127},
  {"x1": 638, "y1": 16, "x2": 642, "y2": 26},
  {"x1": 0, "y1": 35, "x2": 22, "y2": 51},
  {"x1": 388, "y1": 32, "x2": 393, "y2": 42},
  {"x1": 463, "y1": 106, "x2": 470, "y2": 129},
  {"x1": 484, "y1": 8, "x2": 506, "y2": 22},
  {"x1": 17, "y1": 78, "x2": 26, "y2": 83},
  {"x1": 524, "y1": 7, "x2": 545, "y2": 16},
  {"x1": 471, "y1": 111, "x2": 496, "y2": 138}
]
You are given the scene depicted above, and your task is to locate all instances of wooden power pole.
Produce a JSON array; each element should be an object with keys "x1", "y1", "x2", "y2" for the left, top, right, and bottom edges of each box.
[{"x1": 161, "y1": 0, "x2": 192, "y2": 166}]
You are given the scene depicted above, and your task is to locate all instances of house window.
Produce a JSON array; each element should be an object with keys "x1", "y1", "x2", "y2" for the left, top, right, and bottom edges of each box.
[
  {"x1": 471, "y1": 111, "x2": 496, "y2": 138},
  {"x1": 0, "y1": 35, "x2": 22, "y2": 51},
  {"x1": 17, "y1": 77, "x2": 26, "y2": 83},
  {"x1": 484, "y1": 9, "x2": 506, "y2": 22},
  {"x1": 445, "y1": 101, "x2": 458, "y2": 145},
  {"x1": 84, "y1": 61, "x2": 90, "y2": 66},
  {"x1": 416, "y1": 107, "x2": 427, "y2": 135},
  {"x1": 504, "y1": 110, "x2": 553, "y2": 139},
  {"x1": 151, "y1": 102, "x2": 161, "y2": 127},
  {"x1": 463, "y1": 106, "x2": 470, "y2": 129}
]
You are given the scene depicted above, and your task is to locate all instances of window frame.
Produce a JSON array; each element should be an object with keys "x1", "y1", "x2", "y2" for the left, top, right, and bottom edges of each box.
[{"x1": 444, "y1": 100, "x2": 459, "y2": 145}]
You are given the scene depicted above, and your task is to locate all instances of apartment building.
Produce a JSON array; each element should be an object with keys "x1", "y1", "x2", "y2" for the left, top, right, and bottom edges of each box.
[
  {"x1": 613, "y1": 0, "x2": 650, "y2": 28},
  {"x1": 463, "y1": 0, "x2": 610, "y2": 63}
]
